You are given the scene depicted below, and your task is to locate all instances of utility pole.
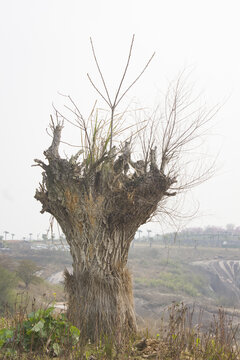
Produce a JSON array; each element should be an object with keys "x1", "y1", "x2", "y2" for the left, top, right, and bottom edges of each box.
[
  {"x1": 147, "y1": 229, "x2": 152, "y2": 247},
  {"x1": 137, "y1": 229, "x2": 142, "y2": 242}
]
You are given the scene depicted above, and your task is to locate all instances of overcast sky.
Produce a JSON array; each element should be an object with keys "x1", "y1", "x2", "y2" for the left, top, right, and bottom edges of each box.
[{"x1": 0, "y1": 0, "x2": 240, "y2": 239}]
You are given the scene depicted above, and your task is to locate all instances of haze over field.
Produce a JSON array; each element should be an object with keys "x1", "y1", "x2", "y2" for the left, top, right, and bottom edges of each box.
[{"x1": 0, "y1": 0, "x2": 240, "y2": 238}]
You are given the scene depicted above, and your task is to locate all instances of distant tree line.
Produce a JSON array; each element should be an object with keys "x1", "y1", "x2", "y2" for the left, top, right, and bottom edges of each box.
[{"x1": 135, "y1": 224, "x2": 240, "y2": 248}]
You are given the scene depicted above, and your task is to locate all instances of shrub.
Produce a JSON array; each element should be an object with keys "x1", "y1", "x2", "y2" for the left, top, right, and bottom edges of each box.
[
  {"x1": 0, "y1": 266, "x2": 17, "y2": 312},
  {"x1": 0, "y1": 306, "x2": 80, "y2": 357},
  {"x1": 17, "y1": 260, "x2": 41, "y2": 289}
]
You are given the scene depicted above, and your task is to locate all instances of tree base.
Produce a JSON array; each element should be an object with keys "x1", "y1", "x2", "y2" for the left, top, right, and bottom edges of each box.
[{"x1": 64, "y1": 267, "x2": 137, "y2": 342}]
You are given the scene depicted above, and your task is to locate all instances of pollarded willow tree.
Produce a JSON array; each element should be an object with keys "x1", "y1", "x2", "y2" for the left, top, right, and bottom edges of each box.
[{"x1": 34, "y1": 36, "x2": 216, "y2": 341}]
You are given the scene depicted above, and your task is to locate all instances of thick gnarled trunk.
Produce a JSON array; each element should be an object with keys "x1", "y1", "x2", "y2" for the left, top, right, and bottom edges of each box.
[
  {"x1": 66, "y1": 267, "x2": 136, "y2": 341},
  {"x1": 63, "y1": 225, "x2": 137, "y2": 341},
  {"x1": 64, "y1": 258, "x2": 136, "y2": 341},
  {"x1": 34, "y1": 123, "x2": 175, "y2": 341}
]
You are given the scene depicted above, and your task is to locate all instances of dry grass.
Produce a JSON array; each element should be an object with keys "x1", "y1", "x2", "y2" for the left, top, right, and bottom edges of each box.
[{"x1": 1, "y1": 302, "x2": 240, "y2": 359}]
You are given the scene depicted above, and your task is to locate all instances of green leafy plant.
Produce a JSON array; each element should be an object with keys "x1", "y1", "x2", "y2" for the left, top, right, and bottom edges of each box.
[
  {"x1": 0, "y1": 328, "x2": 14, "y2": 348},
  {"x1": 0, "y1": 306, "x2": 80, "y2": 356}
]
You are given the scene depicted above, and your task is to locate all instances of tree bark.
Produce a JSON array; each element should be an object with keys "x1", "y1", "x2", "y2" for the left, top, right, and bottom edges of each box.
[
  {"x1": 64, "y1": 239, "x2": 136, "y2": 341},
  {"x1": 34, "y1": 124, "x2": 175, "y2": 341}
]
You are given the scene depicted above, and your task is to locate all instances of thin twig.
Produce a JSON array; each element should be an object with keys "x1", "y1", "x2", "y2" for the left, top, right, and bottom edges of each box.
[
  {"x1": 115, "y1": 52, "x2": 155, "y2": 107},
  {"x1": 113, "y1": 34, "x2": 135, "y2": 106},
  {"x1": 88, "y1": 35, "x2": 155, "y2": 150},
  {"x1": 87, "y1": 73, "x2": 111, "y2": 107},
  {"x1": 89, "y1": 37, "x2": 112, "y2": 106}
]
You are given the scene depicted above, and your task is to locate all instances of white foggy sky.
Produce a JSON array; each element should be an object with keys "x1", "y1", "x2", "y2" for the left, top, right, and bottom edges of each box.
[{"x1": 0, "y1": 0, "x2": 240, "y2": 239}]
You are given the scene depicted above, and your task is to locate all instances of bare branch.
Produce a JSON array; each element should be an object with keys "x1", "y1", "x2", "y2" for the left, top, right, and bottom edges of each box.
[
  {"x1": 113, "y1": 34, "x2": 135, "y2": 106},
  {"x1": 32, "y1": 159, "x2": 48, "y2": 170},
  {"x1": 52, "y1": 105, "x2": 83, "y2": 130},
  {"x1": 89, "y1": 37, "x2": 112, "y2": 106},
  {"x1": 87, "y1": 73, "x2": 111, "y2": 107},
  {"x1": 115, "y1": 52, "x2": 155, "y2": 107},
  {"x1": 88, "y1": 36, "x2": 155, "y2": 150}
]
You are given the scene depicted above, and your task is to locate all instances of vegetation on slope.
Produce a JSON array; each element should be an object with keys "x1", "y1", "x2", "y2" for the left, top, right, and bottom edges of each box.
[
  {"x1": 1, "y1": 245, "x2": 240, "y2": 357},
  {"x1": 135, "y1": 259, "x2": 209, "y2": 297},
  {"x1": 0, "y1": 302, "x2": 240, "y2": 359}
]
